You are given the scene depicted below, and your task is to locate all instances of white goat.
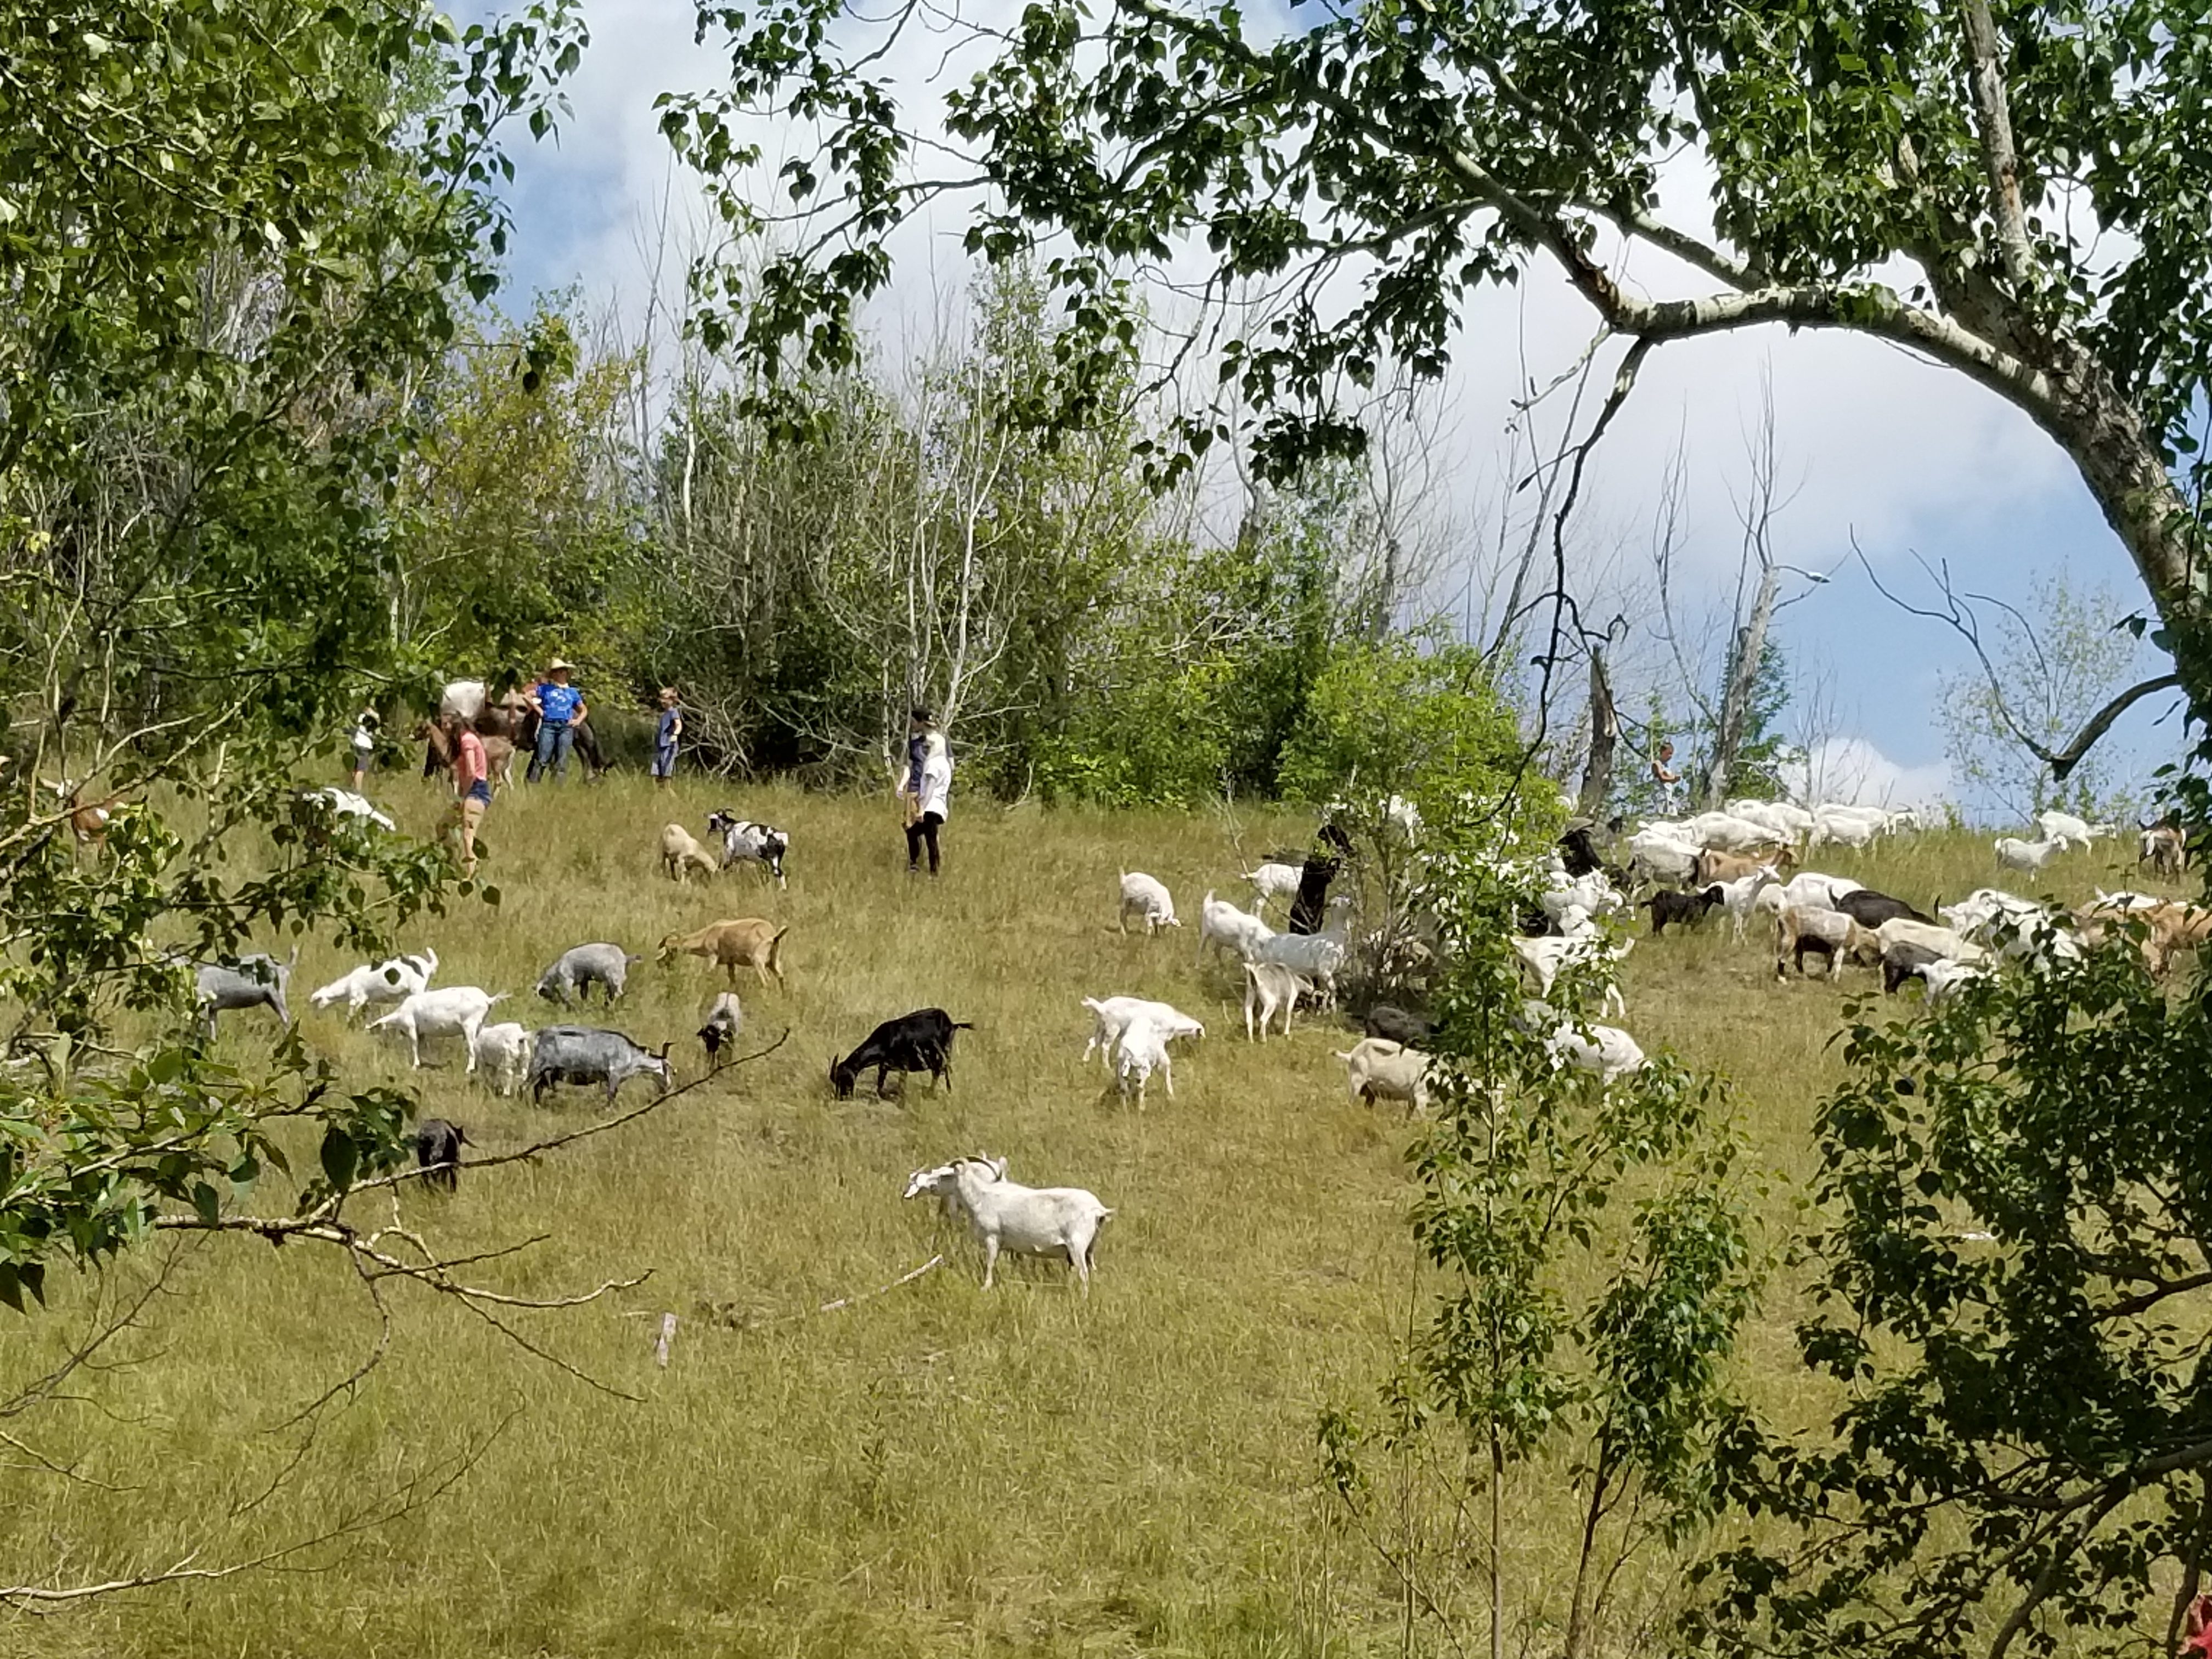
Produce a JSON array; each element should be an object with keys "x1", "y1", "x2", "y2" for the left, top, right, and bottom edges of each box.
[
  {"x1": 302, "y1": 787, "x2": 397, "y2": 832},
  {"x1": 1242, "y1": 961, "x2": 1314, "y2": 1041},
  {"x1": 1874, "y1": 918, "x2": 1988, "y2": 963},
  {"x1": 1808, "y1": 808, "x2": 1882, "y2": 849},
  {"x1": 1196, "y1": 890, "x2": 1275, "y2": 966},
  {"x1": 367, "y1": 986, "x2": 504, "y2": 1069},
  {"x1": 1333, "y1": 1037, "x2": 1432, "y2": 1113},
  {"x1": 1710, "y1": 868, "x2": 1779, "y2": 942},
  {"x1": 2038, "y1": 809, "x2": 2113, "y2": 849},
  {"x1": 1626, "y1": 828, "x2": 1701, "y2": 883},
  {"x1": 1543, "y1": 1020, "x2": 1648, "y2": 1084},
  {"x1": 1994, "y1": 835, "x2": 2064, "y2": 875},
  {"x1": 308, "y1": 949, "x2": 438, "y2": 1020},
  {"x1": 1539, "y1": 871, "x2": 1621, "y2": 927},
  {"x1": 904, "y1": 1156, "x2": 1114, "y2": 1293},
  {"x1": 1778, "y1": 871, "x2": 1864, "y2": 910},
  {"x1": 470, "y1": 1020, "x2": 531, "y2": 1096},
  {"x1": 1242, "y1": 861, "x2": 1304, "y2": 911},
  {"x1": 1510, "y1": 932, "x2": 1630, "y2": 1015},
  {"x1": 1115, "y1": 1020, "x2": 1174, "y2": 1106},
  {"x1": 1080, "y1": 996, "x2": 1204, "y2": 1065},
  {"x1": 1246, "y1": 898, "x2": 1355, "y2": 1003},
  {"x1": 1116, "y1": 870, "x2": 1181, "y2": 935},
  {"x1": 1918, "y1": 958, "x2": 1988, "y2": 1006}
]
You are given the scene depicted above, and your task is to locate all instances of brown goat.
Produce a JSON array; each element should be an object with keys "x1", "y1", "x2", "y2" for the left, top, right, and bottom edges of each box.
[
  {"x1": 1695, "y1": 845, "x2": 1797, "y2": 885},
  {"x1": 658, "y1": 918, "x2": 789, "y2": 987}
]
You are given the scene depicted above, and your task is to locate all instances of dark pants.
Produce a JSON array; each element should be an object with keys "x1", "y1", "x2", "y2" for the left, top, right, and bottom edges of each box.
[
  {"x1": 905, "y1": 812, "x2": 943, "y2": 873},
  {"x1": 528, "y1": 722, "x2": 574, "y2": 782}
]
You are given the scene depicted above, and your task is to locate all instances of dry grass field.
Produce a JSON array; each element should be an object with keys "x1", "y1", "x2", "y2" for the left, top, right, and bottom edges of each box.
[{"x1": 0, "y1": 776, "x2": 2184, "y2": 1657}]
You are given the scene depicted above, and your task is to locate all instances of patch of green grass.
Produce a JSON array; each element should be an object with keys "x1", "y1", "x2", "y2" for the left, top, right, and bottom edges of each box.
[{"x1": 0, "y1": 782, "x2": 2179, "y2": 1655}]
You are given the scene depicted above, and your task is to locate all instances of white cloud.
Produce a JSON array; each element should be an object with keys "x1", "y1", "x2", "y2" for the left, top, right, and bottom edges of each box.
[{"x1": 1784, "y1": 737, "x2": 1953, "y2": 808}]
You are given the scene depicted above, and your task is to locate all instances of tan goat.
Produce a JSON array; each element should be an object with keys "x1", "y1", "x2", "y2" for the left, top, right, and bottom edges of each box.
[
  {"x1": 659, "y1": 822, "x2": 719, "y2": 884},
  {"x1": 658, "y1": 918, "x2": 788, "y2": 987}
]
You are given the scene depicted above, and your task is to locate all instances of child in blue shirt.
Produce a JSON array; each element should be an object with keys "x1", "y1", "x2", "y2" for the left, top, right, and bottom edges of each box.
[{"x1": 654, "y1": 687, "x2": 683, "y2": 787}]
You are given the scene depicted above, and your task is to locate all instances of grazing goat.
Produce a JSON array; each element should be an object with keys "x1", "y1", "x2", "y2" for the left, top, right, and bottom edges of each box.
[
  {"x1": 1249, "y1": 896, "x2": 1355, "y2": 1004},
  {"x1": 1511, "y1": 932, "x2": 1631, "y2": 1014},
  {"x1": 1709, "y1": 870, "x2": 1782, "y2": 941},
  {"x1": 1646, "y1": 887, "x2": 1720, "y2": 936},
  {"x1": 528, "y1": 1026, "x2": 673, "y2": 1104},
  {"x1": 300, "y1": 788, "x2": 397, "y2": 832},
  {"x1": 1694, "y1": 845, "x2": 1796, "y2": 885},
  {"x1": 1874, "y1": 917, "x2": 1988, "y2": 964},
  {"x1": 1918, "y1": 958, "x2": 1987, "y2": 1005},
  {"x1": 1625, "y1": 828, "x2": 1701, "y2": 884},
  {"x1": 1832, "y1": 888, "x2": 1934, "y2": 929},
  {"x1": 1994, "y1": 835, "x2": 2064, "y2": 875},
  {"x1": 1774, "y1": 907, "x2": 1881, "y2": 980},
  {"x1": 1195, "y1": 890, "x2": 1274, "y2": 966},
  {"x1": 1242, "y1": 861, "x2": 1304, "y2": 911},
  {"x1": 536, "y1": 943, "x2": 640, "y2": 1005},
  {"x1": 657, "y1": 919, "x2": 787, "y2": 988},
  {"x1": 2142, "y1": 822, "x2": 2188, "y2": 881},
  {"x1": 413, "y1": 1119, "x2": 468, "y2": 1192},
  {"x1": 1881, "y1": 940, "x2": 1945, "y2": 995},
  {"x1": 1333, "y1": 1037, "x2": 1433, "y2": 1113},
  {"x1": 1543, "y1": 1019, "x2": 1647, "y2": 1084},
  {"x1": 194, "y1": 950, "x2": 298, "y2": 1040},
  {"x1": 830, "y1": 1008, "x2": 973, "y2": 1099},
  {"x1": 1556, "y1": 824, "x2": 1604, "y2": 877},
  {"x1": 1242, "y1": 961, "x2": 1314, "y2": 1041},
  {"x1": 368, "y1": 987, "x2": 505, "y2": 1069},
  {"x1": 704, "y1": 812, "x2": 789, "y2": 887},
  {"x1": 309, "y1": 949, "x2": 438, "y2": 1020},
  {"x1": 1778, "y1": 871, "x2": 1864, "y2": 910},
  {"x1": 2138, "y1": 901, "x2": 2212, "y2": 977},
  {"x1": 1807, "y1": 808, "x2": 1882, "y2": 849},
  {"x1": 50, "y1": 781, "x2": 130, "y2": 851},
  {"x1": 469, "y1": 1022, "x2": 531, "y2": 1096},
  {"x1": 1114, "y1": 1019, "x2": 1174, "y2": 1105},
  {"x1": 697, "y1": 992, "x2": 743, "y2": 1068},
  {"x1": 903, "y1": 1156, "x2": 1113, "y2": 1294},
  {"x1": 1363, "y1": 1003, "x2": 1436, "y2": 1046},
  {"x1": 660, "y1": 823, "x2": 720, "y2": 883},
  {"x1": 1079, "y1": 997, "x2": 1204, "y2": 1065},
  {"x1": 1116, "y1": 871, "x2": 1181, "y2": 935}
]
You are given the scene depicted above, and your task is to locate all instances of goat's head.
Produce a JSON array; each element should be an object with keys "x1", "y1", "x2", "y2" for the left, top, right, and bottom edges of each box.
[{"x1": 828, "y1": 1053, "x2": 856, "y2": 1098}]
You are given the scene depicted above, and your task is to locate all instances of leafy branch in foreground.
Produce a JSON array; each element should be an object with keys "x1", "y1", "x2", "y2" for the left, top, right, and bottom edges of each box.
[{"x1": 1699, "y1": 932, "x2": 2212, "y2": 1659}]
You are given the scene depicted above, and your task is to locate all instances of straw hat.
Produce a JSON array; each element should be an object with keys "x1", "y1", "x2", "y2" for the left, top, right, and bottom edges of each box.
[{"x1": 547, "y1": 657, "x2": 573, "y2": 673}]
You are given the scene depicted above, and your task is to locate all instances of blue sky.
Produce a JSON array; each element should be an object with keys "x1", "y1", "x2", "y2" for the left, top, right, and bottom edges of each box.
[{"x1": 478, "y1": 0, "x2": 2183, "y2": 817}]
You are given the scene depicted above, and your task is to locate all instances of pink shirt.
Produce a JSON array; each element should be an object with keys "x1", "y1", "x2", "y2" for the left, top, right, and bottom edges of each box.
[{"x1": 454, "y1": 729, "x2": 488, "y2": 797}]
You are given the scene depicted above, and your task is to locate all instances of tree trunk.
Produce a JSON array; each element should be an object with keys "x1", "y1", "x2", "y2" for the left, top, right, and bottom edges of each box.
[
  {"x1": 1578, "y1": 648, "x2": 1617, "y2": 815},
  {"x1": 1697, "y1": 558, "x2": 1780, "y2": 809}
]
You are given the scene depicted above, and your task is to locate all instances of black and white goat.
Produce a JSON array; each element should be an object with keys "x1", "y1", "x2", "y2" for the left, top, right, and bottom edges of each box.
[{"x1": 706, "y1": 812, "x2": 789, "y2": 888}]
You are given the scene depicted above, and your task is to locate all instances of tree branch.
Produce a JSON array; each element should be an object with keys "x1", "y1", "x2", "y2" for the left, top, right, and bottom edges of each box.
[{"x1": 1957, "y1": 0, "x2": 2035, "y2": 297}]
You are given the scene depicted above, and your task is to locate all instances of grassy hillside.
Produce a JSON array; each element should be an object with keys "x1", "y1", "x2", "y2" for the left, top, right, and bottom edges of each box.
[{"x1": 0, "y1": 778, "x2": 2181, "y2": 1657}]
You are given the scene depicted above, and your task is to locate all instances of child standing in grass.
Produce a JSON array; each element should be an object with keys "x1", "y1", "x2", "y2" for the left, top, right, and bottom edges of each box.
[
  {"x1": 654, "y1": 687, "x2": 683, "y2": 788},
  {"x1": 444, "y1": 710, "x2": 491, "y2": 878},
  {"x1": 348, "y1": 707, "x2": 378, "y2": 788}
]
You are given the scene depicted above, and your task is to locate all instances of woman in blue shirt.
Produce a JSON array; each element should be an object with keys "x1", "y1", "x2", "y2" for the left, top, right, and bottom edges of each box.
[{"x1": 526, "y1": 658, "x2": 589, "y2": 783}]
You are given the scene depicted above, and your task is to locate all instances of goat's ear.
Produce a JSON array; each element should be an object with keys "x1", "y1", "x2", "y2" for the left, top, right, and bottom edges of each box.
[{"x1": 656, "y1": 1042, "x2": 671, "y2": 1060}]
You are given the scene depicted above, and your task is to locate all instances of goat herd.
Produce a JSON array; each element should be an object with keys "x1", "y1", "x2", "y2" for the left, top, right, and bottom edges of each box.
[{"x1": 177, "y1": 792, "x2": 2203, "y2": 1299}]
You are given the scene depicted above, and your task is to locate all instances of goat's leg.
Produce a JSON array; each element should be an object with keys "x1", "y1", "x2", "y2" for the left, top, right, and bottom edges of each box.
[
  {"x1": 1161, "y1": 1053, "x2": 1173, "y2": 1097},
  {"x1": 981, "y1": 1235, "x2": 999, "y2": 1290}
]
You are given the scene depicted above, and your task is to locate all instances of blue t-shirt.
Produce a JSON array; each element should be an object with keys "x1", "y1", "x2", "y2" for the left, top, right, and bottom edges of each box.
[
  {"x1": 537, "y1": 682, "x2": 583, "y2": 726},
  {"x1": 657, "y1": 706, "x2": 681, "y2": 748}
]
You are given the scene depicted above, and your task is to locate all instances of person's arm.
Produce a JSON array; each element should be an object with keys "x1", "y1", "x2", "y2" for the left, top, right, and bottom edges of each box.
[
  {"x1": 574, "y1": 693, "x2": 589, "y2": 724},
  {"x1": 669, "y1": 711, "x2": 684, "y2": 741},
  {"x1": 524, "y1": 684, "x2": 545, "y2": 717}
]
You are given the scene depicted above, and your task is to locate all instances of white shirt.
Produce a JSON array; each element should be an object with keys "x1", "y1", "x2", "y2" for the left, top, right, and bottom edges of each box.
[{"x1": 917, "y1": 735, "x2": 952, "y2": 820}]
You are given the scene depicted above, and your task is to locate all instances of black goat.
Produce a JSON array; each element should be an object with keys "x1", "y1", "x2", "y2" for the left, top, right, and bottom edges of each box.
[
  {"x1": 1288, "y1": 855, "x2": 1342, "y2": 935},
  {"x1": 1363, "y1": 1003, "x2": 1436, "y2": 1046},
  {"x1": 1558, "y1": 824, "x2": 1603, "y2": 878},
  {"x1": 1646, "y1": 886, "x2": 1722, "y2": 935},
  {"x1": 1881, "y1": 940, "x2": 1944, "y2": 995},
  {"x1": 830, "y1": 1008, "x2": 974, "y2": 1099},
  {"x1": 414, "y1": 1119, "x2": 469, "y2": 1192},
  {"x1": 1654, "y1": 889, "x2": 1716, "y2": 942},
  {"x1": 1833, "y1": 888, "x2": 1934, "y2": 929}
]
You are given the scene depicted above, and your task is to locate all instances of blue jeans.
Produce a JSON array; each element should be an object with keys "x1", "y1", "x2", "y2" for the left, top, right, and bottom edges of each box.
[{"x1": 529, "y1": 722, "x2": 574, "y2": 782}]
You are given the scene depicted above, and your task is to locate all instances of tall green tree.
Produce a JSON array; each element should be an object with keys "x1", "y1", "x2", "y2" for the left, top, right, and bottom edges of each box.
[{"x1": 663, "y1": 0, "x2": 2212, "y2": 727}]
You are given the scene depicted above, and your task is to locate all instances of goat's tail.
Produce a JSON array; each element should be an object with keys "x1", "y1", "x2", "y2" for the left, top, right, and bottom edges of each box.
[
  {"x1": 950, "y1": 1021, "x2": 975, "y2": 1030},
  {"x1": 768, "y1": 928, "x2": 789, "y2": 972},
  {"x1": 487, "y1": 993, "x2": 509, "y2": 1007}
]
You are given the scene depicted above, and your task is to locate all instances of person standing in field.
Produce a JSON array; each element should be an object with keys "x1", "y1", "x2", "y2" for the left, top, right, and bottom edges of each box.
[
  {"x1": 901, "y1": 709, "x2": 952, "y2": 876},
  {"x1": 1651, "y1": 740, "x2": 1683, "y2": 815},
  {"x1": 653, "y1": 687, "x2": 683, "y2": 788},
  {"x1": 348, "y1": 707, "x2": 379, "y2": 789},
  {"x1": 526, "y1": 658, "x2": 588, "y2": 783},
  {"x1": 444, "y1": 710, "x2": 492, "y2": 877}
]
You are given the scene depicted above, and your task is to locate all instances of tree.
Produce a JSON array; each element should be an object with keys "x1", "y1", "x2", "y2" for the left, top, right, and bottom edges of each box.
[
  {"x1": 1912, "y1": 571, "x2": 2164, "y2": 819},
  {"x1": 0, "y1": 0, "x2": 639, "y2": 1604},
  {"x1": 1699, "y1": 939, "x2": 2212, "y2": 1659},
  {"x1": 662, "y1": 0, "x2": 2212, "y2": 729},
  {"x1": 1322, "y1": 829, "x2": 1754, "y2": 1659}
]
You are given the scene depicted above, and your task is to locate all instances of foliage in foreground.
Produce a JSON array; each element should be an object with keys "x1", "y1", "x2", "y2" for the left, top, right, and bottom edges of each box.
[{"x1": 1702, "y1": 926, "x2": 2212, "y2": 1659}]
